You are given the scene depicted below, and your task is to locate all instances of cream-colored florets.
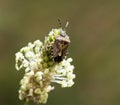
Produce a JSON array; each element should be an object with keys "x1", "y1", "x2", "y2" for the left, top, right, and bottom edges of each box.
[{"x1": 15, "y1": 29, "x2": 75, "y2": 104}]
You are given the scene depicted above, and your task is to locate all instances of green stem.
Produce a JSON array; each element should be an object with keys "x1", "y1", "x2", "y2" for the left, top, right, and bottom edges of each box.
[{"x1": 24, "y1": 101, "x2": 29, "y2": 105}]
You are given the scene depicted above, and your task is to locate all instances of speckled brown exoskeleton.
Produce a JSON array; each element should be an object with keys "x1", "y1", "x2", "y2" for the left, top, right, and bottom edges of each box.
[{"x1": 52, "y1": 30, "x2": 70, "y2": 63}]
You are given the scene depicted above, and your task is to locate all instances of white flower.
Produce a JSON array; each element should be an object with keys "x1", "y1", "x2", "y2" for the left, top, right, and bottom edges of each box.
[{"x1": 15, "y1": 28, "x2": 75, "y2": 104}]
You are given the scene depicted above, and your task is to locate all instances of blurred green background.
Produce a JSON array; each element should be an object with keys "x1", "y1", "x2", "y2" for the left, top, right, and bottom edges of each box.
[{"x1": 0, "y1": 0, "x2": 120, "y2": 105}]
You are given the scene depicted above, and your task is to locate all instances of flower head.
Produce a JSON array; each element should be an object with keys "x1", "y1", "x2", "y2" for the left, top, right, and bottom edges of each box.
[{"x1": 15, "y1": 28, "x2": 75, "y2": 104}]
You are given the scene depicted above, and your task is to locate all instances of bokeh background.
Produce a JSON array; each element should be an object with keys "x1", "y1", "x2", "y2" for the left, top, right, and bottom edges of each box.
[{"x1": 0, "y1": 0, "x2": 120, "y2": 105}]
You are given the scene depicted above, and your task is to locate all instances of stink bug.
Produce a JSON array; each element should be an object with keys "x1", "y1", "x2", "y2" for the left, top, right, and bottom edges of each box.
[{"x1": 52, "y1": 29, "x2": 70, "y2": 63}]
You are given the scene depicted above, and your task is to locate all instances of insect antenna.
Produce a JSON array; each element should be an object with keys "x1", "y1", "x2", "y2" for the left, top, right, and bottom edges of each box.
[{"x1": 64, "y1": 21, "x2": 69, "y2": 31}]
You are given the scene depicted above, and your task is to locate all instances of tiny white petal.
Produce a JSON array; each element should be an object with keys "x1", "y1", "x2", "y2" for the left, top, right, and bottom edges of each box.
[
  {"x1": 46, "y1": 86, "x2": 54, "y2": 92},
  {"x1": 67, "y1": 58, "x2": 73, "y2": 62},
  {"x1": 67, "y1": 80, "x2": 74, "y2": 87},
  {"x1": 25, "y1": 51, "x2": 34, "y2": 59},
  {"x1": 35, "y1": 71, "x2": 43, "y2": 81},
  {"x1": 61, "y1": 80, "x2": 68, "y2": 88}
]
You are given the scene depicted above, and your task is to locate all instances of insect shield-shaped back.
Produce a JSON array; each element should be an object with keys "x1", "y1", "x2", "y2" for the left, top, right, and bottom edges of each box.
[{"x1": 52, "y1": 30, "x2": 70, "y2": 63}]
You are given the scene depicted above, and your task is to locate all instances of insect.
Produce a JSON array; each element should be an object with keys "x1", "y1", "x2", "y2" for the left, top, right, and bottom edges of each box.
[{"x1": 52, "y1": 21, "x2": 70, "y2": 63}]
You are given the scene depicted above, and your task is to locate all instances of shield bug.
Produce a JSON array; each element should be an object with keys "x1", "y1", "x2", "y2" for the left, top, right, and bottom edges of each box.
[{"x1": 52, "y1": 29, "x2": 70, "y2": 63}]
